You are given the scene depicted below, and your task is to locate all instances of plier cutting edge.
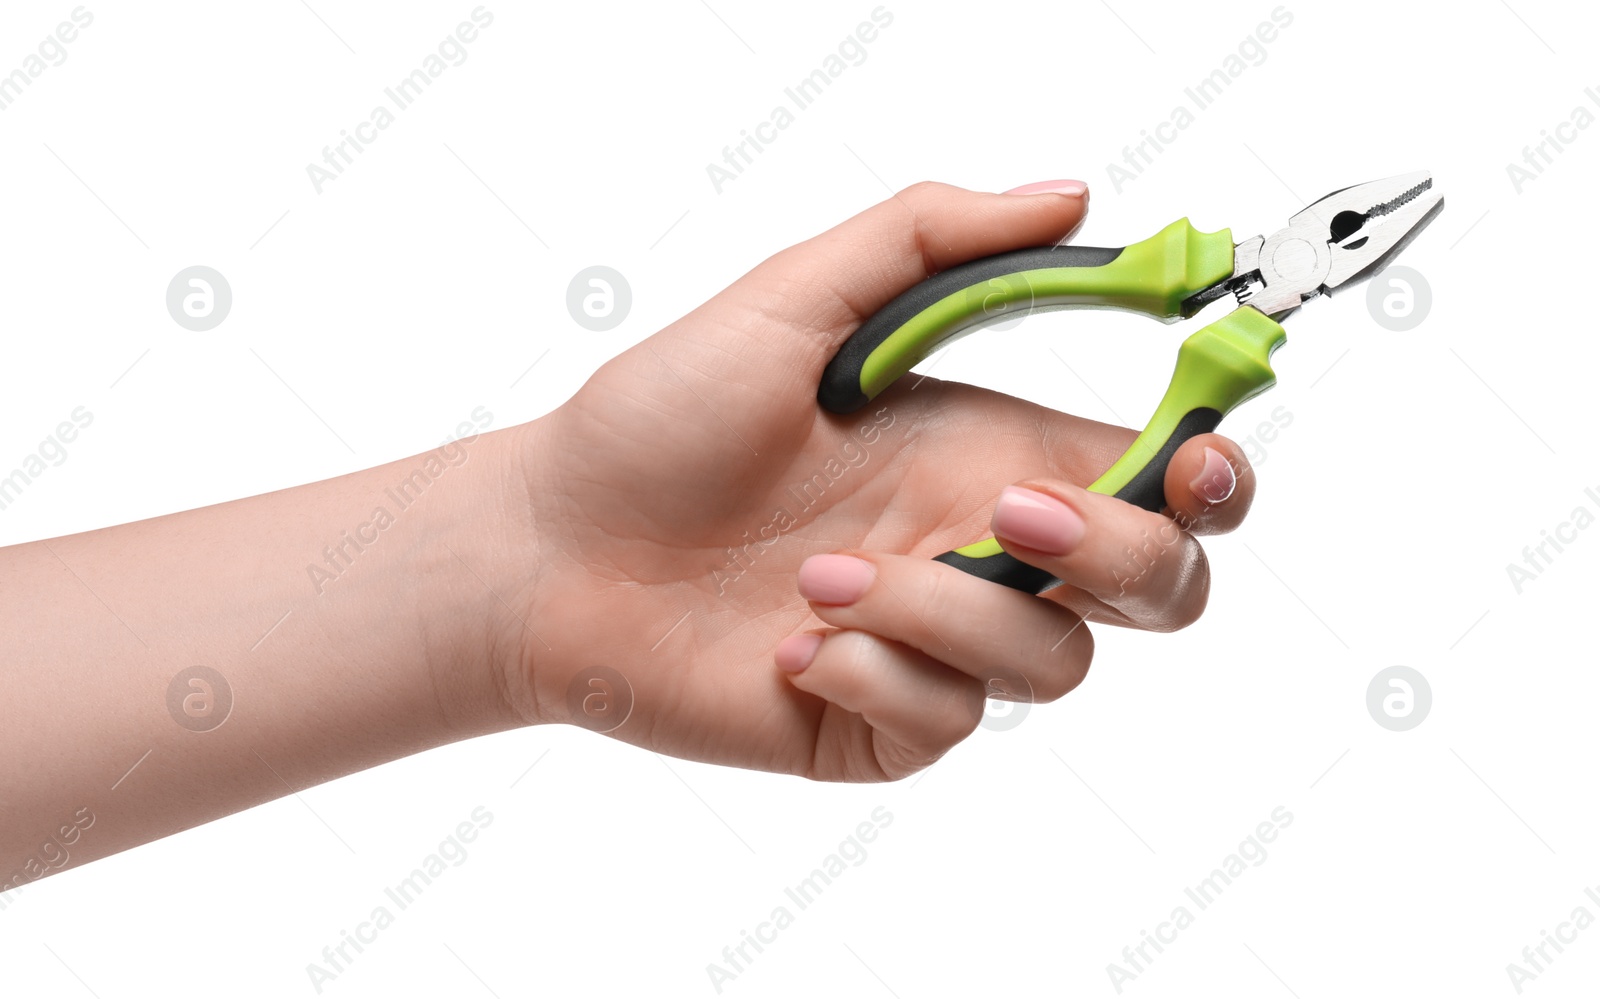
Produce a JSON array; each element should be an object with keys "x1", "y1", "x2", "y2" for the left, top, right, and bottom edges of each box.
[{"x1": 817, "y1": 172, "x2": 1444, "y2": 594}]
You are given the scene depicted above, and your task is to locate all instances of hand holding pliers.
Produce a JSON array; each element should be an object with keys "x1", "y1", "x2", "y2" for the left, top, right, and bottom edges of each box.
[{"x1": 818, "y1": 172, "x2": 1444, "y2": 593}]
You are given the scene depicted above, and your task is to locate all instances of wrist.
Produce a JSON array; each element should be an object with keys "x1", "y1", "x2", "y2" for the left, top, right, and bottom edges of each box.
[
  {"x1": 323, "y1": 409, "x2": 550, "y2": 736},
  {"x1": 473, "y1": 411, "x2": 568, "y2": 730},
  {"x1": 485, "y1": 407, "x2": 626, "y2": 731},
  {"x1": 363, "y1": 415, "x2": 550, "y2": 740}
]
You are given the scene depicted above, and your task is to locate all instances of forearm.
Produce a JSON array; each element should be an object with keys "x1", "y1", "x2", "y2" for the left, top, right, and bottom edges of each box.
[{"x1": 0, "y1": 421, "x2": 538, "y2": 882}]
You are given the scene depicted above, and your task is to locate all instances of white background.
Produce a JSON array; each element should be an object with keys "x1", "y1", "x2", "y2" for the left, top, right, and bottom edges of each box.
[{"x1": 2, "y1": 0, "x2": 1596, "y2": 996}]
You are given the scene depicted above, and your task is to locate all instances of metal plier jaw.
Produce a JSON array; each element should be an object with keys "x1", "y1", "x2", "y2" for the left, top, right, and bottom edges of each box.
[{"x1": 1197, "y1": 171, "x2": 1444, "y2": 319}]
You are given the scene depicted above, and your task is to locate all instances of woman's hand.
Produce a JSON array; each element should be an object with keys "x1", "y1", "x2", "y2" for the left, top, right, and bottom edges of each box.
[
  {"x1": 0, "y1": 180, "x2": 1257, "y2": 879},
  {"x1": 505, "y1": 181, "x2": 1258, "y2": 781}
]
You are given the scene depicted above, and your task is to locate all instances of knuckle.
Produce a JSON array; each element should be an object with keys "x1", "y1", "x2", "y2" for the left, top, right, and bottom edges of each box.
[
  {"x1": 1030, "y1": 621, "x2": 1094, "y2": 702},
  {"x1": 1173, "y1": 573, "x2": 1212, "y2": 631},
  {"x1": 1056, "y1": 621, "x2": 1096, "y2": 696},
  {"x1": 1153, "y1": 540, "x2": 1211, "y2": 632},
  {"x1": 897, "y1": 179, "x2": 944, "y2": 204},
  {"x1": 938, "y1": 683, "x2": 986, "y2": 743},
  {"x1": 1028, "y1": 675, "x2": 1069, "y2": 704},
  {"x1": 873, "y1": 733, "x2": 948, "y2": 782},
  {"x1": 827, "y1": 629, "x2": 890, "y2": 682},
  {"x1": 913, "y1": 560, "x2": 954, "y2": 622},
  {"x1": 1106, "y1": 524, "x2": 1211, "y2": 631}
]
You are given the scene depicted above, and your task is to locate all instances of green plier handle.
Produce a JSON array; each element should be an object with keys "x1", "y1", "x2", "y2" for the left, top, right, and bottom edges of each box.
[{"x1": 817, "y1": 219, "x2": 1287, "y2": 595}]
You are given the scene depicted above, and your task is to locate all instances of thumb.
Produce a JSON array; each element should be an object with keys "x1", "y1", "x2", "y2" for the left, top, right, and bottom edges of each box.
[{"x1": 740, "y1": 179, "x2": 1089, "y2": 349}]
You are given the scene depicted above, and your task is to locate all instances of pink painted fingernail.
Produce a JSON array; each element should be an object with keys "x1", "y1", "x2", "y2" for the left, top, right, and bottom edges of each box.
[
  {"x1": 798, "y1": 554, "x2": 876, "y2": 605},
  {"x1": 1190, "y1": 447, "x2": 1237, "y2": 504},
  {"x1": 776, "y1": 634, "x2": 823, "y2": 674},
  {"x1": 992, "y1": 486, "x2": 1085, "y2": 556},
  {"x1": 1003, "y1": 179, "x2": 1088, "y2": 197}
]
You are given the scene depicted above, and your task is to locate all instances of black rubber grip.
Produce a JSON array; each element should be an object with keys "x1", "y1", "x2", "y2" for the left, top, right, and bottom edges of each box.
[
  {"x1": 818, "y1": 244, "x2": 1123, "y2": 414},
  {"x1": 1108, "y1": 407, "x2": 1223, "y2": 513},
  {"x1": 932, "y1": 549, "x2": 1060, "y2": 593}
]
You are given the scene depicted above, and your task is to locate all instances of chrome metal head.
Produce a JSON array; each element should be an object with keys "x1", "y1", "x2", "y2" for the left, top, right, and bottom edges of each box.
[{"x1": 1230, "y1": 171, "x2": 1444, "y2": 318}]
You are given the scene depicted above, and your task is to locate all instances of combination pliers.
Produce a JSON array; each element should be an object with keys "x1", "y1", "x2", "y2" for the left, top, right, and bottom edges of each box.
[{"x1": 817, "y1": 171, "x2": 1444, "y2": 593}]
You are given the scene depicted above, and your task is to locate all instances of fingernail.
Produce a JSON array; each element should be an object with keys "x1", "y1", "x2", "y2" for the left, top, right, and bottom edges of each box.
[
  {"x1": 1003, "y1": 179, "x2": 1088, "y2": 198},
  {"x1": 798, "y1": 554, "x2": 876, "y2": 605},
  {"x1": 776, "y1": 634, "x2": 823, "y2": 674},
  {"x1": 1190, "y1": 447, "x2": 1237, "y2": 504},
  {"x1": 992, "y1": 486, "x2": 1085, "y2": 556}
]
